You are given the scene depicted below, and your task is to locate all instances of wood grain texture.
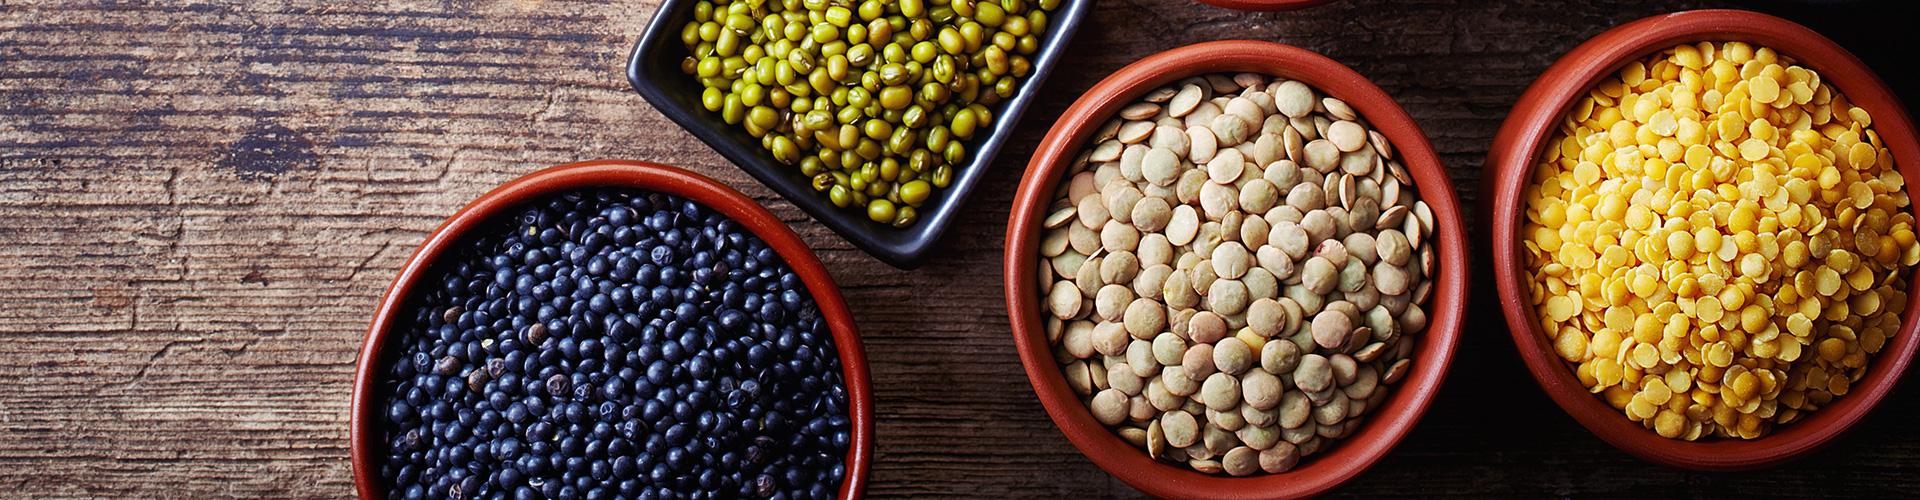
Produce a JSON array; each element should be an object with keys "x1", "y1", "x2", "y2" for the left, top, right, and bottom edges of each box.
[{"x1": 1, "y1": 0, "x2": 1916, "y2": 497}]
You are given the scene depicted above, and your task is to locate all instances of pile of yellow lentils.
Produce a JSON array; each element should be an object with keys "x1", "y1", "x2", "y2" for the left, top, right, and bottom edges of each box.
[{"x1": 1521, "y1": 41, "x2": 1915, "y2": 440}]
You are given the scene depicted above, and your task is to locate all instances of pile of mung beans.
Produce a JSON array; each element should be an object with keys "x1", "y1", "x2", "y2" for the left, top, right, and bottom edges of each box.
[
  {"x1": 1521, "y1": 41, "x2": 1915, "y2": 440},
  {"x1": 679, "y1": 0, "x2": 1058, "y2": 227},
  {"x1": 1039, "y1": 73, "x2": 1436, "y2": 475}
]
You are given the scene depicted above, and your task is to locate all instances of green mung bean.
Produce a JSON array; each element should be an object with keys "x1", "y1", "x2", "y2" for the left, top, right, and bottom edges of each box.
[{"x1": 680, "y1": 0, "x2": 1057, "y2": 225}]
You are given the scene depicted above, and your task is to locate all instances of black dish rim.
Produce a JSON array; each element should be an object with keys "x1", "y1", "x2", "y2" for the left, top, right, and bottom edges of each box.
[{"x1": 625, "y1": 0, "x2": 1091, "y2": 268}]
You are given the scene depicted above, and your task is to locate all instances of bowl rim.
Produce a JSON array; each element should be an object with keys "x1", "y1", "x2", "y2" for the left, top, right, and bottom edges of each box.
[
  {"x1": 1002, "y1": 40, "x2": 1468, "y2": 499},
  {"x1": 1485, "y1": 9, "x2": 1920, "y2": 470},
  {"x1": 1192, "y1": 0, "x2": 1337, "y2": 12},
  {"x1": 624, "y1": 0, "x2": 1092, "y2": 269},
  {"x1": 348, "y1": 159, "x2": 874, "y2": 498}
]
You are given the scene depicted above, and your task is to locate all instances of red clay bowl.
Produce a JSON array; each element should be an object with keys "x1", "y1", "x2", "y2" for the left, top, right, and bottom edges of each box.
[
  {"x1": 1004, "y1": 40, "x2": 1467, "y2": 498},
  {"x1": 1486, "y1": 9, "x2": 1920, "y2": 470},
  {"x1": 1193, "y1": 0, "x2": 1336, "y2": 12},
  {"x1": 349, "y1": 160, "x2": 874, "y2": 498}
]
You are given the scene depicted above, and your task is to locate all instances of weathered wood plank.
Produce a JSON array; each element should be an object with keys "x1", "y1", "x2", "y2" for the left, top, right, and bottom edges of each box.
[{"x1": 0, "y1": 0, "x2": 1916, "y2": 497}]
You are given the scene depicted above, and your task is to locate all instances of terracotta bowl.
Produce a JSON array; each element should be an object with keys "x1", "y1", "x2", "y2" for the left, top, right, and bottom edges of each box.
[
  {"x1": 1193, "y1": 0, "x2": 1337, "y2": 11},
  {"x1": 1486, "y1": 9, "x2": 1920, "y2": 470},
  {"x1": 348, "y1": 160, "x2": 874, "y2": 498},
  {"x1": 1003, "y1": 40, "x2": 1467, "y2": 498}
]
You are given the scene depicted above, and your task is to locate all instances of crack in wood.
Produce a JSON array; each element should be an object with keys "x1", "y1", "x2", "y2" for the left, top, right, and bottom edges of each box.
[
  {"x1": 432, "y1": 146, "x2": 465, "y2": 186},
  {"x1": 240, "y1": 268, "x2": 270, "y2": 286},
  {"x1": 219, "y1": 328, "x2": 287, "y2": 358},
  {"x1": 128, "y1": 295, "x2": 140, "y2": 332},
  {"x1": 528, "y1": 86, "x2": 563, "y2": 123},
  {"x1": 344, "y1": 240, "x2": 397, "y2": 283},
  {"x1": 99, "y1": 337, "x2": 208, "y2": 394}
]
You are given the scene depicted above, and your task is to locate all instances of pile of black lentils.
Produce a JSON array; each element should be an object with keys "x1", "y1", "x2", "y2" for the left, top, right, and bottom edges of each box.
[{"x1": 378, "y1": 189, "x2": 851, "y2": 500}]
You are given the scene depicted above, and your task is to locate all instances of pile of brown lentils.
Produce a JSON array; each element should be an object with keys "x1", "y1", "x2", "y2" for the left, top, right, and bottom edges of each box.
[{"x1": 1038, "y1": 73, "x2": 1436, "y2": 475}]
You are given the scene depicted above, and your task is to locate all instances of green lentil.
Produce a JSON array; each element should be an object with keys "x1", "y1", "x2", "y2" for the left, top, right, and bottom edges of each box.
[
  {"x1": 846, "y1": 43, "x2": 874, "y2": 67},
  {"x1": 975, "y1": 2, "x2": 1005, "y2": 27},
  {"x1": 930, "y1": 164, "x2": 953, "y2": 188},
  {"x1": 680, "y1": 0, "x2": 1057, "y2": 227},
  {"x1": 886, "y1": 127, "x2": 916, "y2": 155},
  {"x1": 892, "y1": 206, "x2": 918, "y2": 228},
  {"x1": 866, "y1": 198, "x2": 897, "y2": 223},
  {"x1": 720, "y1": 95, "x2": 745, "y2": 124},
  {"x1": 899, "y1": 179, "x2": 932, "y2": 206},
  {"x1": 950, "y1": 107, "x2": 979, "y2": 139},
  {"x1": 829, "y1": 184, "x2": 853, "y2": 207}
]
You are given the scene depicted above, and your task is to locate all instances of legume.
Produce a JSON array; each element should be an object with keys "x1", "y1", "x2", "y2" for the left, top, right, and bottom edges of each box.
[
  {"x1": 1521, "y1": 41, "x2": 1915, "y2": 440},
  {"x1": 1041, "y1": 73, "x2": 1435, "y2": 475},
  {"x1": 378, "y1": 189, "x2": 850, "y2": 499},
  {"x1": 680, "y1": 0, "x2": 1060, "y2": 227}
]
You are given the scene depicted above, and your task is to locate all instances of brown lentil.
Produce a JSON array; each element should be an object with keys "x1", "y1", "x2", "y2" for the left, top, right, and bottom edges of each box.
[{"x1": 1040, "y1": 73, "x2": 1436, "y2": 474}]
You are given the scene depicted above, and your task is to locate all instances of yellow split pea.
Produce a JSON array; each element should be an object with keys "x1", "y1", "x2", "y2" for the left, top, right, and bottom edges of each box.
[{"x1": 1521, "y1": 41, "x2": 1916, "y2": 440}]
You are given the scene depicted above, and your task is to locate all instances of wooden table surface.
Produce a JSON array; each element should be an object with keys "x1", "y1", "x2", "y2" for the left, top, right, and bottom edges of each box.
[{"x1": 4, "y1": 0, "x2": 1918, "y2": 497}]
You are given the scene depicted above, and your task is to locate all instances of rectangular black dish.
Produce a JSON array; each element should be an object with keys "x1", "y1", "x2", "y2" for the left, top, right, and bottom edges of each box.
[{"x1": 627, "y1": 0, "x2": 1090, "y2": 268}]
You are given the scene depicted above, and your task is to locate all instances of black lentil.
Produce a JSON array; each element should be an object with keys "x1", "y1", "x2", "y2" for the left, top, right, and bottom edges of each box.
[{"x1": 379, "y1": 189, "x2": 850, "y2": 500}]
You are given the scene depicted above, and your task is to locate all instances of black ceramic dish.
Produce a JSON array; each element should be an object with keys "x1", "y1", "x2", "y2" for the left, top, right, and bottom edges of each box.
[{"x1": 627, "y1": 0, "x2": 1090, "y2": 268}]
